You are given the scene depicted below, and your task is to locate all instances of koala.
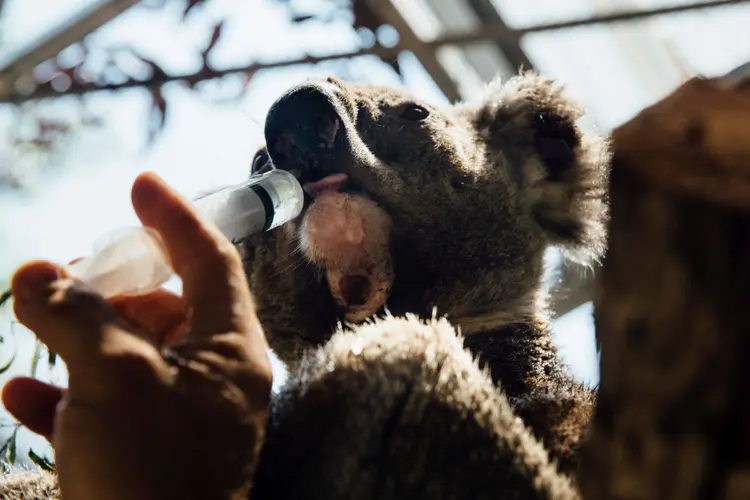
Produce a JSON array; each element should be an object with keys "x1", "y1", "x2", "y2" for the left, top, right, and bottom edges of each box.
[
  {"x1": 0, "y1": 70, "x2": 609, "y2": 499},
  {"x1": 243, "y1": 70, "x2": 608, "y2": 480}
]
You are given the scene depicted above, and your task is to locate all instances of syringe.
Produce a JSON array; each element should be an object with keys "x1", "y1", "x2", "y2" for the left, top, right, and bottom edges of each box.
[{"x1": 65, "y1": 168, "x2": 304, "y2": 299}]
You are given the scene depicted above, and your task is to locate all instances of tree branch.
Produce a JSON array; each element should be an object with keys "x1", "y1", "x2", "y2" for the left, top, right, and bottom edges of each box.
[{"x1": 0, "y1": 45, "x2": 401, "y2": 104}]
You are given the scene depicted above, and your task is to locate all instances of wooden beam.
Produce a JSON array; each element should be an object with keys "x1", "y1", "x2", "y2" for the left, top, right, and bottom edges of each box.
[
  {"x1": 364, "y1": 0, "x2": 462, "y2": 103},
  {"x1": 0, "y1": 0, "x2": 142, "y2": 100}
]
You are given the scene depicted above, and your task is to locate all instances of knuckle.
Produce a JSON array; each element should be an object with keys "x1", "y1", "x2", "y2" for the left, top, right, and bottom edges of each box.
[
  {"x1": 190, "y1": 237, "x2": 242, "y2": 276},
  {"x1": 207, "y1": 333, "x2": 248, "y2": 359},
  {"x1": 211, "y1": 239, "x2": 243, "y2": 268},
  {"x1": 101, "y1": 344, "x2": 160, "y2": 379},
  {"x1": 44, "y1": 280, "x2": 116, "y2": 323},
  {"x1": 173, "y1": 335, "x2": 274, "y2": 405},
  {"x1": 179, "y1": 234, "x2": 243, "y2": 283},
  {"x1": 180, "y1": 333, "x2": 256, "y2": 363}
]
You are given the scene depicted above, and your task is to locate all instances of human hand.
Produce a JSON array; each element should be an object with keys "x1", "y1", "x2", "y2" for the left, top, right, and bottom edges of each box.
[{"x1": 1, "y1": 172, "x2": 273, "y2": 500}]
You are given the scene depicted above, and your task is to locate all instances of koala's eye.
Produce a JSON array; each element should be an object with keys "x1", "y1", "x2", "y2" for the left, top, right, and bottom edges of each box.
[
  {"x1": 402, "y1": 104, "x2": 430, "y2": 122},
  {"x1": 252, "y1": 150, "x2": 272, "y2": 174}
]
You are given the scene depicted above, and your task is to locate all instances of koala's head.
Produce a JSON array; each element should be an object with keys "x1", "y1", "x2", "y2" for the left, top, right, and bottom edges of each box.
[{"x1": 239, "y1": 71, "x2": 610, "y2": 367}]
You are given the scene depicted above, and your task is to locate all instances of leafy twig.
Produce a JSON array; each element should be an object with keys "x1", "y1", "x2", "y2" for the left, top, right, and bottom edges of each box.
[
  {"x1": 0, "y1": 346, "x2": 16, "y2": 376},
  {"x1": 28, "y1": 449, "x2": 55, "y2": 472},
  {"x1": 0, "y1": 425, "x2": 19, "y2": 468},
  {"x1": 201, "y1": 20, "x2": 225, "y2": 68},
  {"x1": 0, "y1": 289, "x2": 15, "y2": 375},
  {"x1": 29, "y1": 341, "x2": 43, "y2": 379},
  {"x1": 0, "y1": 290, "x2": 11, "y2": 308}
]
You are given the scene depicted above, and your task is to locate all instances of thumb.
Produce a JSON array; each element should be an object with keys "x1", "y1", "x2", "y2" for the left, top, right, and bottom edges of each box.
[{"x1": 131, "y1": 172, "x2": 266, "y2": 353}]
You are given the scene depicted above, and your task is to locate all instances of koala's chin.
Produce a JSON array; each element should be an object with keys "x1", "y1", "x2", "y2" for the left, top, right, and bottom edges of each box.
[{"x1": 299, "y1": 179, "x2": 393, "y2": 324}]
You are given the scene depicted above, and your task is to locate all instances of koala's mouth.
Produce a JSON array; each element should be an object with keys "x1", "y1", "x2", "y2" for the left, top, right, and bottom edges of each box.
[
  {"x1": 296, "y1": 132, "x2": 395, "y2": 323},
  {"x1": 263, "y1": 81, "x2": 394, "y2": 323},
  {"x1": 302, "y1": 172, "x2": 349, "y2": 198},
  {"x1": 296, "y1": 123, "x2": 395, "y2": 324}
]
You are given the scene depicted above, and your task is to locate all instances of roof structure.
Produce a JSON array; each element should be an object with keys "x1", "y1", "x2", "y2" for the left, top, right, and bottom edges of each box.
[{"x1": 1, "y1": 0, "x2": 748, "y2": 317}]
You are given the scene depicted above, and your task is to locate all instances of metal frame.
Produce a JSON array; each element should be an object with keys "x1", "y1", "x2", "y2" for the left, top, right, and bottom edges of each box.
[
  {"x1": 2, "y1": 0, "x2": 747, "y2": 104},
  {"x1": 0, "y1": 0, "x2": 142, "y2": 101},
  {"x1": 365, "y1": 0, "x2": 463, "y2": 102},
  {"x1": 434, "y1": 0, "x2": 750, "y2": 48},
  {"x1": 462, "y1": 0, "x2": 534, "y2": 71}
]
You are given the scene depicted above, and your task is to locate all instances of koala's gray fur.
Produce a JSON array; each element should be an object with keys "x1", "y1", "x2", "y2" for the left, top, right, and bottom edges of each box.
[{"x1": 0, "y1": 70, "x2": 610, "y2": 498}]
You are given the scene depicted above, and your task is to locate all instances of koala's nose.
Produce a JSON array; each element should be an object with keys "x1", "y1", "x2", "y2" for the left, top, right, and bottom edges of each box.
[{"x1": 264, "y1": 82, "x2": 342, "y2": 180}]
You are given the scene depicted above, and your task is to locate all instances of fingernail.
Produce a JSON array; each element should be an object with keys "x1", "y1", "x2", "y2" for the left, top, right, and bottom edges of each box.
[{"x1": 12, "y1": 262, "x2": 61, "y2": 301}]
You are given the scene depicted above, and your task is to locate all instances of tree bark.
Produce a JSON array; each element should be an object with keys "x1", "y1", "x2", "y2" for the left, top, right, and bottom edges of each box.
[{"x1": 580, "y1": 76, "x2": 750, "y2": 499}]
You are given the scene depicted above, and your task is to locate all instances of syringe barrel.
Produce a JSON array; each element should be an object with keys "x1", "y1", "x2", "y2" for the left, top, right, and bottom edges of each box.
[
  {"x1": 193, "y1": 169, "x2": 305, "y2": 241},
  {"x1": 66, "y1": 169, "x2": 304, "y2": 298}
]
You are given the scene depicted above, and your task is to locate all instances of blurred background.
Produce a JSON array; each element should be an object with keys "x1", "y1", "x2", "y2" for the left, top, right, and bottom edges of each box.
[{"x1": 0, "y1": 0, "x2": 747, "y2": 472}]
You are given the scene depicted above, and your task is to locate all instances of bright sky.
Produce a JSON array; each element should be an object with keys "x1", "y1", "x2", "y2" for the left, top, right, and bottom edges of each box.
[{"x1": 0, "y1": 0, "x2": 748, "y2": 468}]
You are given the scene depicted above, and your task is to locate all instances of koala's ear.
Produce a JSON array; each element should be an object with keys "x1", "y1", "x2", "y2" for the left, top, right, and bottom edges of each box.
[{"x1": 469, "y1": 70, "x2": 611, "y2": 265}]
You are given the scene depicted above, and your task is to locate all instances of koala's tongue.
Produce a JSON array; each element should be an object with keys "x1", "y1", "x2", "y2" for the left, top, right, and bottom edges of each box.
[
  {"x1": 303, "y1": 173, "x2": 349, "y2": 197},
  {"x1": 301, "y1": 175, "x2": 393, "y2": 323}
]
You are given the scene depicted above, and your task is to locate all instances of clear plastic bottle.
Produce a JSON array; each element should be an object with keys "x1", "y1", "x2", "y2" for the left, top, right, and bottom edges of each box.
[{"x1": 65, "y1": 169, "x2": 304, "y2": 298}]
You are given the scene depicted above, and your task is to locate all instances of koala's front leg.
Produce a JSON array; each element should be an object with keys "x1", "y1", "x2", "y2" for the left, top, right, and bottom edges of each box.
[
  {"x1": 462, "y1": 322, "x2": 596, "y2": 480},
  {"x1": 513, "y1": 384, "x2": 595, "y2": 480},
  {"x1": 251, "y1": 315, "x2": 580, "y2": 500}
]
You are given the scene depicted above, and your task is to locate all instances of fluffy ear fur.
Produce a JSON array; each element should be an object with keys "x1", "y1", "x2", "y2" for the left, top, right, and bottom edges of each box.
[{"x1": 470, "y1": 71, "x2": 611, "y2": 265}]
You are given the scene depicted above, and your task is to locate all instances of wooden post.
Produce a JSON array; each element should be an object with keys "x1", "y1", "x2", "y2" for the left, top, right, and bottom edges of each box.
[{"x1": 580, "y1": 77, "x2": 750, "y2": 499}]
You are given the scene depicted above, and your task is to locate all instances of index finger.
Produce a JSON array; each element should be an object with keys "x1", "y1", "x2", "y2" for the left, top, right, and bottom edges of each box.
[{"x1": 130, "y1": 172, "x2": 261, "y2": 344}]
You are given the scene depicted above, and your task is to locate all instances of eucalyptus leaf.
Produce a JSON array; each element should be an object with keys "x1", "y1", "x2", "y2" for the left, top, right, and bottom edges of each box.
[
  {"x1": 0, "y1": 435, "x2": 8, "y2": 457},
  {"x1": 30, "y1": 341, "x2": 42, "y2": 378},
  {"x1": 6, "y1": 426, "x2": 17, "y2": 465},
  {"x1": 0, "y1": 346, "x2": 16, "y2": 375},
  {"x1": 0, "y1": 290, "x2": 10, "y2": 308},
  {"x1": 28, "y1": 449, "x2": 56, "y2": 472},
  {"x1": 0, "y1": 289, "x2": 16, "y2": 375}
]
